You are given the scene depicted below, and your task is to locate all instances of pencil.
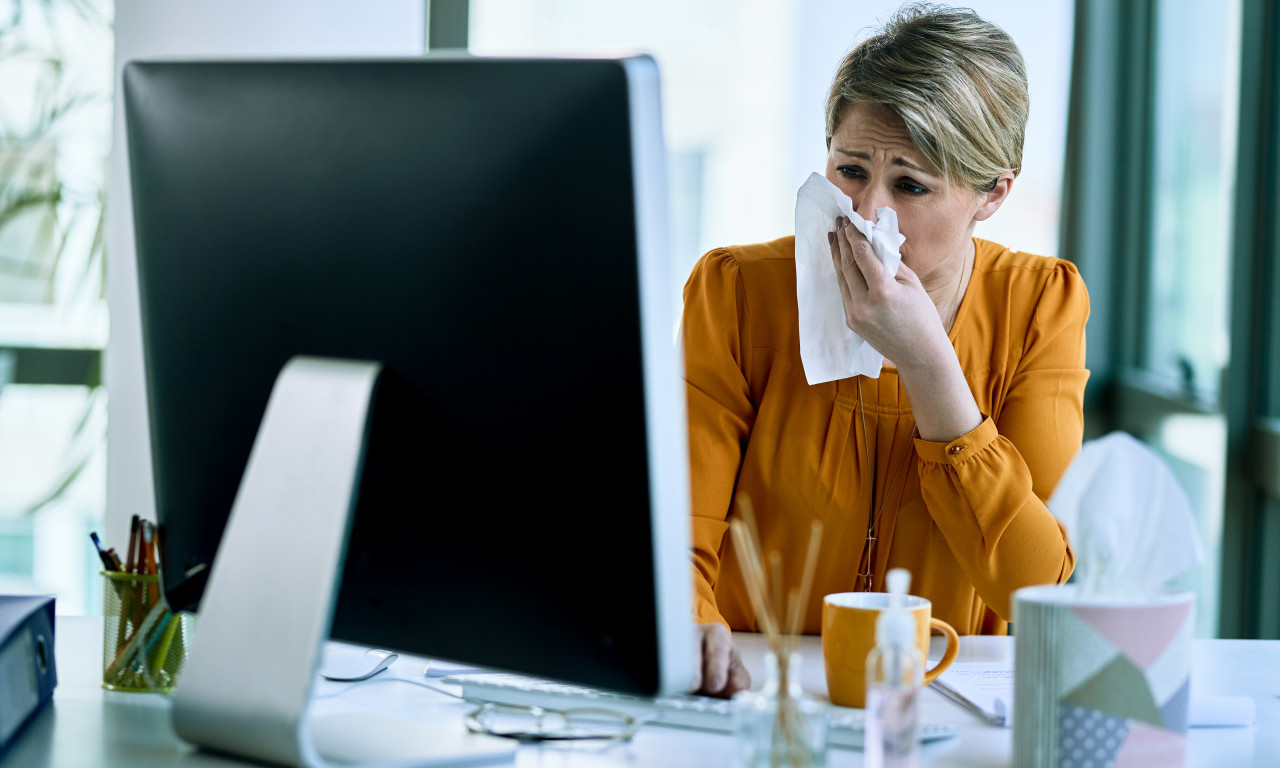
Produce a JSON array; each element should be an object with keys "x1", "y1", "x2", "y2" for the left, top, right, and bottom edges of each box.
[
  {"x1": 142, "y1": 522, "x2": 159, "y2": 605},
  {"x1": 105, "y1": 601, "x2": 166, "y2": 685},
  {"x1": 125, "y1": 515, "x2": 140, "y2": 574},
  {"x1": 151, "y1": 611, "x2": 180, "y2": 678}
]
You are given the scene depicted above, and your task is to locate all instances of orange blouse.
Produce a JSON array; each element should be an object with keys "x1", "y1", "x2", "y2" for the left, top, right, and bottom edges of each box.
[{"x1": 682, "y1": 236, "x2": 1088, "y2": 635}]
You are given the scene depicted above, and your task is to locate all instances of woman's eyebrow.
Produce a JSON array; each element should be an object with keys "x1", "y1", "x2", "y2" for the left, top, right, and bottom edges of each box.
[{"x1": 834, "y1": 147, "x2": 930, "y2": 174}]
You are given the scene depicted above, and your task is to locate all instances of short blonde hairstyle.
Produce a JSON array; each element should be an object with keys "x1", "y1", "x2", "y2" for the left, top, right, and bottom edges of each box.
[{"x1": 825, "y1": 3, "x2": 1028, "y2": 193}]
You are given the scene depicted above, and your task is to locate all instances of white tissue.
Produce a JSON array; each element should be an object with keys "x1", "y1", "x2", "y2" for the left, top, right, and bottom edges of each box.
[
  {"x1": 1048, "y1": 431, "x2": 1205, "y2": 598},
  {"x1": 794, "y1": 172, "x2": 906, "y2": 385}
]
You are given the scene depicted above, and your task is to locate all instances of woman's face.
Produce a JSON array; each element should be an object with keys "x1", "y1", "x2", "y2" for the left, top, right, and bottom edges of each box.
[{"x1": 824, "y1": 103, "x2": 1001, "y2": 282}]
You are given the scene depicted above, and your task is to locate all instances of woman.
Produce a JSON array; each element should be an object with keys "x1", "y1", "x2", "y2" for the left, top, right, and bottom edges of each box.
[{"x1": 686, "y1": 4, "x2": 1088, "y2": 696}]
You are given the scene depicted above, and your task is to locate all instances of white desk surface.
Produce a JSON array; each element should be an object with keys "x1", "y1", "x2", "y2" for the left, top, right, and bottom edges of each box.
[{"x1": 5, "y1": 616, "x2": 1277, "y2": 767}]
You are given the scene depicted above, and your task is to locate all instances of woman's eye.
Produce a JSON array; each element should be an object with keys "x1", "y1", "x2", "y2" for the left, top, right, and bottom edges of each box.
[
  {"x1": 897, "y1": 179, "x2": 929, "y2": 196},
  {"x1": 836, "y1": 165, "x2": 865, "y2": 180}
]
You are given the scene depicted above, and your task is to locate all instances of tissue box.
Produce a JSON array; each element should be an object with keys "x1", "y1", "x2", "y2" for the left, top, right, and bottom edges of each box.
[{"x1": 1013, "y1": 586, "x2": 1194, "y2": 768}]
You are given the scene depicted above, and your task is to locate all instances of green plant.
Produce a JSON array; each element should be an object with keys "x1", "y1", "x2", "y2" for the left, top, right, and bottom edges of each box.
[{"x1": 0, "y1": 0, "x2": 110, "y2": 516}]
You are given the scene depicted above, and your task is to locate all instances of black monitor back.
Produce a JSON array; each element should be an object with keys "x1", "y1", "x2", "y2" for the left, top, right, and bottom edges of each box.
[{"x1": 125, "y1": 58, "x2": 676, "y2": 694}]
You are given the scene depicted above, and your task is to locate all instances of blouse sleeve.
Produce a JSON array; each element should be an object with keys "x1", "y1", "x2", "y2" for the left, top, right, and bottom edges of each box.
[
  {"x1": 913, "y1": 261, "x2": 1089, "y2": 621},
  {"x1": 681, "y1": 249, "x2": 756, "y2": 628}
]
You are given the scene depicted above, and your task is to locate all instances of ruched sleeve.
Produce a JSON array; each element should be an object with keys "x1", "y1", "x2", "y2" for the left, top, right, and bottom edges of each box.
[
  {"x1": 681, "y1": 249, "x2": 756, "y2": 627},
  {"x1": 913, "y1": 261, "x2": 1089, "y2": 620}
]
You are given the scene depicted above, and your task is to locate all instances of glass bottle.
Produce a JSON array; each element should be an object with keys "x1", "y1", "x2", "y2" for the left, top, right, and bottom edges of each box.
[
  {"x1": 732, "y1": 650, "x2": 829, "y2": 767},
  {"x1": 864, "y1": 569, "x2": 923, "y2": 768}
]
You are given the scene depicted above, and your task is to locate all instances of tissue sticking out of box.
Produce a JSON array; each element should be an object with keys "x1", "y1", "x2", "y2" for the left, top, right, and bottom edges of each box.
[{"x1": 1048, "y1": 431, "x2": 1205, "y2": 599}]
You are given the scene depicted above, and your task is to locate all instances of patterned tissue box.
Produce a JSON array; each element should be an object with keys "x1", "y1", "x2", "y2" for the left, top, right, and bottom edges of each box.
[{"x1": 1013, "y1": 585, "x2": 1195, "y2": 768}]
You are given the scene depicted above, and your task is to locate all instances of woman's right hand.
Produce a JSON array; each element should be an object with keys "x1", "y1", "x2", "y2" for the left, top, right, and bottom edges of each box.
[{"x1": 693, "y1": 622, "x2": 750, "y2": 697}]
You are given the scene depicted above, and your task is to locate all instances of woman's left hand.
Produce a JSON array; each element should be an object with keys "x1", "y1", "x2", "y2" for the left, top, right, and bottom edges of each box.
[{"x1": 829, "y1": 216, "x2": 949, "y2": 372}]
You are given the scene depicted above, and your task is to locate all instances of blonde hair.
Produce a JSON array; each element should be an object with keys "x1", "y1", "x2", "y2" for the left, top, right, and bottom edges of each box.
[{"x1": 824, "y1": 3, "x2": 1028, "y2": 193}]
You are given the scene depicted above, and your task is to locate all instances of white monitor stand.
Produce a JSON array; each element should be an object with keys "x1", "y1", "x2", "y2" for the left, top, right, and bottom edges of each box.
[{"x1": 169, "y1": 356, "x2": 515, "y2": 767}]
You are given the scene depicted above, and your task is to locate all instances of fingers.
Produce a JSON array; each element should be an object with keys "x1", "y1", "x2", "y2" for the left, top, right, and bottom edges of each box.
[
  {"x1": 726, "y1": 648, "x2": 751, "y2": 696},
  {"x1": 894, "y1": 259, "x2": 923, "y2": 288},
  {"x1": 831, "y1": 238, "x2": 856, "y2": 312},
  {"x1": 830, "y1": 220, "x2": 867, "y2": 300},
  {"x1": 698, "y1": 623, "x2": 735, "y2": 696},
  {"x1": 691, "y1": 636, "x2": 702, "y2": 692},
  {"x1": 694, "y1": 623, "x2": 752, "y2": 698},
  {"x1": 837, "y1": 218, "x2": 888, "y2": 289}
]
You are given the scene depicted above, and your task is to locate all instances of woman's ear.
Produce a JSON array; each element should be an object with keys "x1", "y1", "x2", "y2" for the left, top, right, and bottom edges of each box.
[{"x1": 973, "y1": 172, "x2": 1016, "y2": 222}]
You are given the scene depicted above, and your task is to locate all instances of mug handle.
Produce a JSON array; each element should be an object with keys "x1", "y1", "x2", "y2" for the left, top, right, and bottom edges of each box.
[{"x1": 923, "y1": 618, "x2": 960, "y2": 685}]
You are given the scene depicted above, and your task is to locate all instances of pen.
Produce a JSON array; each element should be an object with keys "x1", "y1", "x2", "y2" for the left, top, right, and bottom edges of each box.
[
  {"x1": 89, "y1": 532, "x2": 118, "y2": 572},
  {"x1": 125, "y1": 515, "x2": 140, "y2": 574},
  {"x1": 105, "y1": 601, "x2": 166, "y2": 686},
  {"x1": 149, "y1": 611, "x2": 178, "y2": 678},
  {"x1": 105, "y1": 548, "x2": 123, "y2": 572},
  {"x1": 142, "y1": 522, "x2": 159, "y2": 604}
]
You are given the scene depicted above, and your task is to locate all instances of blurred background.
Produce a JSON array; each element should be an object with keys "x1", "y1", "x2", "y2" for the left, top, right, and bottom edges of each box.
[{"x1": 1, "y1": 0, "x2": 1276, "y2": 641}]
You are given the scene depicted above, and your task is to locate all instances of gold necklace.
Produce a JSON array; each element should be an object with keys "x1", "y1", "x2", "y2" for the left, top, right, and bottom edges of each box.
[
  {"x1": 855, "y1": 376, "x2": 914, "y2": 592},
  {"x1": 855, "y1": 246, "x2": 968, "y2": 590},
  {"x1": 941, "y1": 245, "x2": 973, "y2": 333}
]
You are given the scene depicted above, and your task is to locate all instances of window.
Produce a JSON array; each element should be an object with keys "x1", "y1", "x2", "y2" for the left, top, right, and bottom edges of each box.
[
  {"x1": 0, "y1": 0, "x2": 112, "y2": 612},
  {"x1": 1146, "y1": 0, "x2": 1238, "y2": 398},
  {"x1": 470, "y1": 0, "x2": 1074, "y2": 302}
]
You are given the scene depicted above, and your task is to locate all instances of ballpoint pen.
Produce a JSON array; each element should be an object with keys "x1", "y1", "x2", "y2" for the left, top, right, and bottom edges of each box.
[
  {"x1": 929, "y1": 680, "x2": 1008, "y2": 727},
  {"x1": 89, "y1": 532, "x2": 118, "y2": 572}
]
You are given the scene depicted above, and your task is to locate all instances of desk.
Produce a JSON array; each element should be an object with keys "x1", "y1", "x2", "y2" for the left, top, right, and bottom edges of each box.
[{"x1": 4, "y1": 617, "x2": 1276, "y2": 767}]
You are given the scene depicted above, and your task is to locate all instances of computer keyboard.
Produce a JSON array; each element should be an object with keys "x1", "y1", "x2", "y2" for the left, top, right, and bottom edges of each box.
[{"x1": 441, "y1": 672, "x2": 958, "y2": 750}]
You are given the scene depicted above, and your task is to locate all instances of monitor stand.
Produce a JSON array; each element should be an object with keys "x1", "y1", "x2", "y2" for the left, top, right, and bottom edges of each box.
[{"x1": 170, "y1": 356, "x2": 516, "y2": 767}]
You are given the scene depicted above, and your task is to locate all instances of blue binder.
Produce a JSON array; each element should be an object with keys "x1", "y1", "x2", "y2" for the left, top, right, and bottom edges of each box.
[{"x1": 0, "y1": 596, "x2": 56, "y2": 756}]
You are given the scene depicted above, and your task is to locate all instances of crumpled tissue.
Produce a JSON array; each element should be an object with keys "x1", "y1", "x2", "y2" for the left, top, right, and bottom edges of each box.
[
  {"x1": 1012, "y1": 431, "x2": 1207, "y2": 767},
  {"x1": 794, "y1": 172, "x2": 905, "y2": 385}
]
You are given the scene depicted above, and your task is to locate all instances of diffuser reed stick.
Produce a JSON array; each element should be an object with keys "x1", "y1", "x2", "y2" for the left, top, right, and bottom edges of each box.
[{"x1": 730, "y1": 495, "x2": 824, "y2": 767}]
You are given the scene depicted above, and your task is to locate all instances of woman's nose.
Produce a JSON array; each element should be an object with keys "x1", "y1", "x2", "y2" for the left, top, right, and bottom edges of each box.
[{"x1": 852, "y1": 185, "x2": 890, "y2": 223}]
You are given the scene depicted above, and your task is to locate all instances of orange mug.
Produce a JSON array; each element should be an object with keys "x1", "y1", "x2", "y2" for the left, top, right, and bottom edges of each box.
[{"x1": 821, "y1": 591, "x2": 959, "y2": 708}]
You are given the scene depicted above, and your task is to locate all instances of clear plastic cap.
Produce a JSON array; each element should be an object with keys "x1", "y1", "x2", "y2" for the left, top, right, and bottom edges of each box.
[{"x1": 876, "y1": 568, "x2": 916, "y2": 647}]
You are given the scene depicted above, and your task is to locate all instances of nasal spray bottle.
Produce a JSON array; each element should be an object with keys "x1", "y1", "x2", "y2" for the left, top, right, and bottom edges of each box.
[{"x1": 864, "y1": 568, "x2": 922, "y2": 768}]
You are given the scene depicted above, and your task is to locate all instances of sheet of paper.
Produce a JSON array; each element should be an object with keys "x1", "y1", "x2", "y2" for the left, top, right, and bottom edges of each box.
[
  {"x1": 932, "y1": 662, "x2": 1013, "y2": 726},
  {"x1": 1190, "y1": 693, "x2": 1256, "y2": 727}
]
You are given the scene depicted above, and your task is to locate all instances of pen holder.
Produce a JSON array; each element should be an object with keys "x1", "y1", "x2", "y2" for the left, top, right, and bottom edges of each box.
[{"x1": 101, "y1": 570, "x2": 194, "y2": 692}]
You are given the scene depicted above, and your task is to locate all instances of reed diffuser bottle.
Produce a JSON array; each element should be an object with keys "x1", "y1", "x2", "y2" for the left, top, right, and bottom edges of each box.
[
  {"x1": 727, "y1": 500, "x2": 828, "y2": 768},
  {"x1": 733, "y1": 649, "x2": 828, "y2": 767}
]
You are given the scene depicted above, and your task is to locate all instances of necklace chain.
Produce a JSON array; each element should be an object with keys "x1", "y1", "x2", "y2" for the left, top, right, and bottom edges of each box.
[
  {"x1": 854, "y1": 246, "x2": 969, "y2": 591},
  {"x1": 941, "y1": 244, "x2": 973, "y2": 333},
  {"x1": 856, "y1": 377, "x2": 913, "y2": 592}
]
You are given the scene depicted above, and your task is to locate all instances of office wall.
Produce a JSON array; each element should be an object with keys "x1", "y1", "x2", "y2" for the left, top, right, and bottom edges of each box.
[{"x1": 107, "y1": 1, "x2": 427, "y2": 546}]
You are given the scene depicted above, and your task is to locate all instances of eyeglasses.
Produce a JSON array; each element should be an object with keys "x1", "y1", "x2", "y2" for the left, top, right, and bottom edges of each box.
[{"x1": 465, "y1": 702, "x2": 642, "y2": 743}]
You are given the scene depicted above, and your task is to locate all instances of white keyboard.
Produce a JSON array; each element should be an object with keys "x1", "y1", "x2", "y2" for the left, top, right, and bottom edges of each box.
[{"x1": 442, "y1": 672, "x2": 958, "y2": 750}]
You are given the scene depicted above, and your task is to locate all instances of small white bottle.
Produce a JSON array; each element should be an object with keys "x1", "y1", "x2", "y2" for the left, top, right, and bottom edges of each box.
[{"x1": 864, "y1": 568, "x2": 922, "y2": 768}]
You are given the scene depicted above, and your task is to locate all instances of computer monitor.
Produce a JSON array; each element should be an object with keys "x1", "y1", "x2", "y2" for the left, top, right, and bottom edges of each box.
[{"x1": 124, "y1": 56, "x2": 693, "y2": 763}]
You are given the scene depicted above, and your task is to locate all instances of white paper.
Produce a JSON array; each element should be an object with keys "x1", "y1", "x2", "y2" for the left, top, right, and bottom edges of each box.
[
  {"x1": 794, "y1": 172, "x2": 905, "y2": 385},
  {"x1": 932, "y1": 662, "x2": 1014, "y2": 727},
  {"x1": 1189, "y1": 694, "x2": 1256, "y2": 727}
]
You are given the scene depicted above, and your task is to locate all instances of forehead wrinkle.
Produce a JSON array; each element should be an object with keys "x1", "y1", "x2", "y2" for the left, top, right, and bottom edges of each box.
[{"x1": 833, "y1": 146, "x2": 931, "y2": 174}]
